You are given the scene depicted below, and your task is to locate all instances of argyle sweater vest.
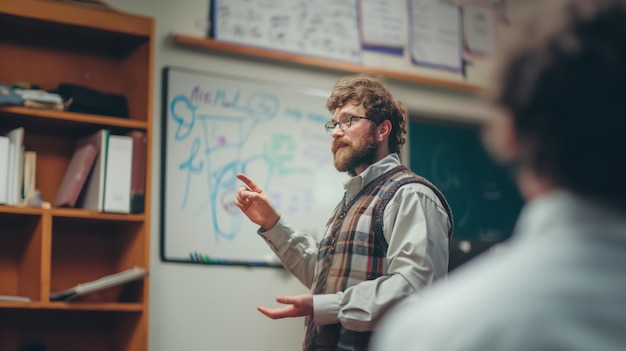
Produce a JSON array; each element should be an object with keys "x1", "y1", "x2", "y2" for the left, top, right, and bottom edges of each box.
[{"x1": 304, "y1": 166, "x2": 453, "y2": 351}]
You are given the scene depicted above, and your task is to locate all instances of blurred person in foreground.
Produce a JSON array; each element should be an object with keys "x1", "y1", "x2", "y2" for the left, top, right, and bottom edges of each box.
[
  {"x1": 372, "y1": 0, "x2": 626, "y2": 350},
  {"x1": 235, "y1": 74, "x2": 453, "y2": 351}
]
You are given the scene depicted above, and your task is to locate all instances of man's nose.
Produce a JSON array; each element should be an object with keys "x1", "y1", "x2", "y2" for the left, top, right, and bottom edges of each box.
[{"x1": 331, "y1": 123, "x2": 344, "y2": 137}]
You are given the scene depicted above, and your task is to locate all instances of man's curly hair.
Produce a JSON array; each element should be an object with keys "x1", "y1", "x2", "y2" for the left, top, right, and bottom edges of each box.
[
  {"x1": 490, "y1": 0, "x2": 626, "y2": 210},
  {"x1": 326, "y1": 74, "x2": 407, "y2": 153}
]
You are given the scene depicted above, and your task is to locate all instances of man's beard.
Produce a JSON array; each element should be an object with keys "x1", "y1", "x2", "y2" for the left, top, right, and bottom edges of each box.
[{"x1": 333, "y1": 129, "x2": 378, "y2": 176}]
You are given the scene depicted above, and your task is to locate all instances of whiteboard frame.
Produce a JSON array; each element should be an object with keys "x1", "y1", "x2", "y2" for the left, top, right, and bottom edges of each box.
[{"x1": 159, "y1": 66, "x2": 344, "y2": 268}]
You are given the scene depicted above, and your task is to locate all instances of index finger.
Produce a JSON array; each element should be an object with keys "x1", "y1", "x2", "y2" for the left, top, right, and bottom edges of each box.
[{"x1": 236, "y1": 173, "x2": 261, "y2": 192}]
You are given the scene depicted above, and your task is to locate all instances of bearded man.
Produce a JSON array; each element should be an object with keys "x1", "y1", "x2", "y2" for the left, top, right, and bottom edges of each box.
[{"x1": 235, "y1": 74, "x2": 452, "y2": 351}]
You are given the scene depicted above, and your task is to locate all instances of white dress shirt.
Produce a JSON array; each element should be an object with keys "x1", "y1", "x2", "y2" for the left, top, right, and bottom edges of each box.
[
  {"x1": 259, "y1": 153, "x2": 451, "y2": 332},
  {"x1": 372, "y1": 190, "x2": 626, "y2": 351}
]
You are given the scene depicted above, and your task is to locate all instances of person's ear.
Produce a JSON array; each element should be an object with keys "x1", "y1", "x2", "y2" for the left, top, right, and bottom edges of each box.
[
  {"x1": 481, "y1": 109, "x2": 519, "y2": 163},
  {"x1": 377, "y1": 120, "x2": 392, "y2": 141}
]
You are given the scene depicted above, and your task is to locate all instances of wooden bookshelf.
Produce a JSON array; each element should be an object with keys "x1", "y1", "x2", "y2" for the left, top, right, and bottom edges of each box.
[
  {"x1": 0, "y1": 1, "x2": 153, "y2": 350},
  {"x1": 173, "y1": 34, "x2": 484, "y2": 93}
]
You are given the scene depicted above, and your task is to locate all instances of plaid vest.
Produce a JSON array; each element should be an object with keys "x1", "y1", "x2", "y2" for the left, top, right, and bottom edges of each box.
[{"x1": 304, "y1": 166, "x2": 453, "y2": 351}]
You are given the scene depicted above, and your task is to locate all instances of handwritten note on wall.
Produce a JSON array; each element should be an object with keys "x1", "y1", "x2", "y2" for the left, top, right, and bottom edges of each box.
[
  {"x1": 409, "y1": 0, "x2": 462, "y2": 72},
  {"x1": 462, "y1": 4, "x2": 495, "y2": 56},
  {"x1": 360, "y1": 0, "x2": 407, "y2": 52},
  {"x1": 161, "y1": 67, "x2": 348, "y2": 265},
  {"x1": 214, "y1": 0, "x2": 362, "y2": 63}
]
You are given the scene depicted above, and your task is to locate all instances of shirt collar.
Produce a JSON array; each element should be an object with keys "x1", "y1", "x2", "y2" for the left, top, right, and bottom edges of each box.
[
  {"x1": 343, "y1": 153, "x2": 402, "y2": 203},
  {"x1": 513, "y1": 189, "x2": 626, "y2": 241}
]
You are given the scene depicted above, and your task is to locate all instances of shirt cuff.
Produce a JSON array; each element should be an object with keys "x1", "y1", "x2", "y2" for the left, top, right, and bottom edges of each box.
[
  {"x1": 314, "y1": 293, "x2": 341, "y2": 326},
  {"x1": 257, "y1": 217, "x2": 291, "y2": 241}
]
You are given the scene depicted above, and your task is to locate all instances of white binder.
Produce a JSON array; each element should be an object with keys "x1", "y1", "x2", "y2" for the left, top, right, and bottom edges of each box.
[{"x1": 103, "y1": 134, "x2": 133, "y2": 213}]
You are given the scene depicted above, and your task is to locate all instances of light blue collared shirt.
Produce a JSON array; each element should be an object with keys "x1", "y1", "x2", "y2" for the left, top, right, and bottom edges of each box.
[{"x1": 373, "y1": 190, "x2": 626, "y2": 351}]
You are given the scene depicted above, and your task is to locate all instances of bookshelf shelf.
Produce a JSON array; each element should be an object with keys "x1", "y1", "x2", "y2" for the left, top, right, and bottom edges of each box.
[
  {"x1": 0, "y1": 1, "x2": 153, "y2": 350},
  {"x1": 173, "y1": 34, "x2": 483, "y2": 93},
  {"x1": 0, "y1": 301, "x2": 144, "y2": 312},
  {"x1": 0, "y1": 205, "x2": 44, "y2": 216},
  {"x1": 51, "y1": 208, "x2": 145, "y2": 222},
  {"x1": 0, "y1": 206, "x2": 145, "y2": 221},
  {"x1": 0, "y1": 106, "x2": 148, "y2": 133}
]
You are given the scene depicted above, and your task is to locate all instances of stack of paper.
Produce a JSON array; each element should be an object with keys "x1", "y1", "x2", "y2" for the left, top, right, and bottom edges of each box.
[{"x1": 14, "y1": 88, "x2": 66, "y2": 110}]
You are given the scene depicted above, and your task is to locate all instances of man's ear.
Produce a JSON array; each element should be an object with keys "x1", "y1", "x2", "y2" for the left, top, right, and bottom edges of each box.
[
  {"x1": 481, "y1": 109, "x2": 519, "y2": 163},
  {"x1": 377, "y1": 120, "x2": 392, "y2": 142}
]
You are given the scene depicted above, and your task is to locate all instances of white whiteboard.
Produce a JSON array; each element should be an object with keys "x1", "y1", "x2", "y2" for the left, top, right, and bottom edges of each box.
[{"x1": 160, "y1": 67, "x2": 347, "y2": 266}]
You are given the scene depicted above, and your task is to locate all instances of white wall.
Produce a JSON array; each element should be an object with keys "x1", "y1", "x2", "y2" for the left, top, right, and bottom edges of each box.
[{"x1": 105, "y1": 1, "x2": 491, "y2": 350}]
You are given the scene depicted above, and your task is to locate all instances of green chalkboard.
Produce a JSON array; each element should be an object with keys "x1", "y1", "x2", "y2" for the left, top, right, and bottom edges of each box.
[{"x1": 408, "y1": 119, "x2": 523, "y2": 242}]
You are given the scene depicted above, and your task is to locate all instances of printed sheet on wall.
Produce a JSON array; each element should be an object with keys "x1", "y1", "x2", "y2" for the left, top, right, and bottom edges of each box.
[{"x1": 160, "y1": 67, "x2": 347, "y2": 267}]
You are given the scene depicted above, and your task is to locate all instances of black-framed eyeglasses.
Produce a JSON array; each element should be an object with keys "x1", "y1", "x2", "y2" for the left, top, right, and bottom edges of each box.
[{"x1": 325, "y1": 115, "x2": 371, "y2": 134}]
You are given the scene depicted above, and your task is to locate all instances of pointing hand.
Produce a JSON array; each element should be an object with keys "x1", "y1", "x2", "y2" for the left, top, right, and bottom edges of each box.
[{"x1": 234, "y1": 173, "x2": 280, "y2": 230}]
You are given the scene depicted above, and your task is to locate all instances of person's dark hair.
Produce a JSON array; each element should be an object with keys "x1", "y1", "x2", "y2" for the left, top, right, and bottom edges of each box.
[
  {"x1": 326, "y1": 74, "x2": 407, "y2": 153},
  {"x1": 490, "y1": 0, "x2": 626, "y2": 210}
]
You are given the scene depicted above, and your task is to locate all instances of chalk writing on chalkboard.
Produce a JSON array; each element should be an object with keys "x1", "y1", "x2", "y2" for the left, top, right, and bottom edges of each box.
[
  {"x1": 161, "y1": 67, "x2": 347, "y2": 266},
  {"x1": 409, "y1": 119, "x2": 523, "y2": 242},
  {"x1": 213, "y1": 0, "x2": 362, "y2": 64}
]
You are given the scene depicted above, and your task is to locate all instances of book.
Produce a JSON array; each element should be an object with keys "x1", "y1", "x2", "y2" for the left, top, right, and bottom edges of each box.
[
  {"x1": 13, "y1": 88, "x2": 63, "y2": 104},
  {"x1": 0, "y1": 136, "x2": 9, "y2": 204},
  {"x1": 53, "y1": 143, "x2": 98, "y2": 208},
  {"x1": 21, "y1": 151, "x2": 37, "y2": 205},
  {"x1": 23, "y1": 99, "x2": 65, "y2": 111},
  {"x1": 103, "y1": 134, "x2": 133, "y2": 213},
  {"x1": 127, "y1": 131, "x2": 147, "y2": 213},
  {"x1": 76, "y1": 129, "x2": 109, "y2": 211},
  {"x1": 16, "y1": 145, "x2": 24, "y2": 204},
  {"x1": 7, "y1": 142, "x2": 14, "y2": 204},
  {"x1": 49, "y1": 267, "x2": 148, "y2": 302},
  {"x1": 6, "y1": 127, "x2": 24, "y2": 205}
]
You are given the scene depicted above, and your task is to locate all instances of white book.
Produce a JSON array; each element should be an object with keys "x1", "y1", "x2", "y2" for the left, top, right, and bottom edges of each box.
[
  {"x1": 0, "y1": 136, "x2": 9, "y2": 204},
  {"x1": 13, "y1": 88, "x2": 63, "y2": 104},
  {"x1": 6, "y1": 127, "x2": 24, "y2": 205},
  {"x1": 103, "y1": 134, "x2": 133, "y2": 213},
  {"x1": 16, "y1": 145, "x2": 24, "y2": 204},
  {"x1": 6, "y1": 143, "x2": 14, "y2": 204},
  {"x1": 76, "y1": 129, "x2": 109, "y2": 211},
  {"x1": 49, "y1": 267, "x2": 148, "y2": 302}
]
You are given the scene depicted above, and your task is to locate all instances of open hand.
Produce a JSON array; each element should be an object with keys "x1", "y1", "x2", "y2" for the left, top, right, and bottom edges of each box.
[{"x1": 257, "y1": 294, "x2": 314, "y2": 319}]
